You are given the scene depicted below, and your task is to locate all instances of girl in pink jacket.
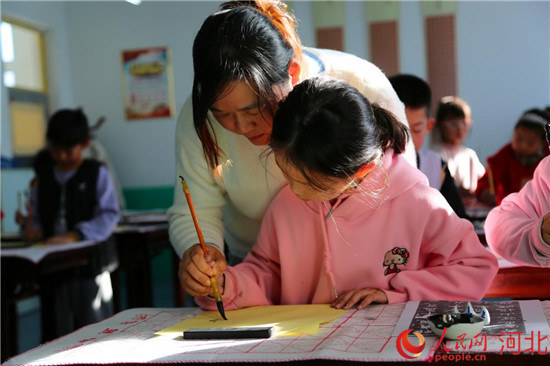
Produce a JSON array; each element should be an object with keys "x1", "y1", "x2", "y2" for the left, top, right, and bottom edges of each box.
[
  {"x1": 485, "y1": 155, "x2": 550, "y2": 267},
  {"x1": 194, "y1": 77, "x2": 498, "y2": 311}
]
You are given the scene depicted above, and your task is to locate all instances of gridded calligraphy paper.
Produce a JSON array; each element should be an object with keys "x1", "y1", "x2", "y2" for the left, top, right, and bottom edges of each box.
[
  {"x1": 156, "y1": 304, "x2": 347, "y2": 337},
  {"x1": 3, "y1": 304, "x2": 447, "y2": 364}
]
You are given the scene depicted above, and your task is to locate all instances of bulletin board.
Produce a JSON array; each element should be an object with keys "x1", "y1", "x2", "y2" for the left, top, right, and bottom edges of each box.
[{"x1": 121, "y1": 46, "x2": 175, "y2": 120}]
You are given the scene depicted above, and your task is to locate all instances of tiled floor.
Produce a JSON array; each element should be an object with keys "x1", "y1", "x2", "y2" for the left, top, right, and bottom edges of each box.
[{"x1": 16, "y1": 279, "x2": 175, "y2": 355}]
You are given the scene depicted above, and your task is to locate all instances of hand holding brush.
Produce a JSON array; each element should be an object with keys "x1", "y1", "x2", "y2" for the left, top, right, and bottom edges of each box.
[{"x1": 179, "y1": 176, "x2": 227, "y2": 320}]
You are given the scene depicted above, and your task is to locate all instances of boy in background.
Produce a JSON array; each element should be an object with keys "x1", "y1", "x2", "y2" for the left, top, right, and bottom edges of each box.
[
  {"x1": 430, "y1": 96, "x2": 485, "y2": 198},
  {"x1": 389, "y1": 74, "x2": 466, "y2": 218},
  {"x1": 23, "y1": 108, "x2": 120, "y2": 336}
]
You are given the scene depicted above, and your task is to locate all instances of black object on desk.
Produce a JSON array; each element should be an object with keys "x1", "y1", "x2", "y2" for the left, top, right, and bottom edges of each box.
[{"x1": 183, "y1": 326, "x2": 273, "y2": 340}]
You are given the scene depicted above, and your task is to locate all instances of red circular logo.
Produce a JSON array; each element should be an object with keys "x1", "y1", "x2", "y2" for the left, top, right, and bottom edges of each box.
[{"x1": 396, "y1": 329, "x2": 426, "y2": 359}]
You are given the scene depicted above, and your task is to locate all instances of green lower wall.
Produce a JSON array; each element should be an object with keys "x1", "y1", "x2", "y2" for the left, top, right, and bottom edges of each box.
[
  {"x1": 122, "y1": 185, "x2": 174, "y2": 210},
  {"x1": 152, "y1": 247, "x2": 175, "y2": 281},
  {"x1": 122, "y1": 185, "x2": 175, "y2": 281}
]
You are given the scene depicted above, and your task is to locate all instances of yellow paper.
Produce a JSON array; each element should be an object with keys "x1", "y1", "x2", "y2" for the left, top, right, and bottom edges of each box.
[{"x1": 156, "y1": 304, "x2": 347, "y2": 338}]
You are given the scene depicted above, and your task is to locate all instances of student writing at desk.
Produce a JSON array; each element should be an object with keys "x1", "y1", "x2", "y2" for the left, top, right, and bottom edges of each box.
[
  {"x1": 475, "y1": 109, "x2": 549, "y2": 206},
  {"x1": 22, "y1": 108, "x2": 120, "y2": 336},
  {"x1": 190, "y1": 77, "x2": 498, "y2": 311},
  {"x1": 169, "y1": 1, "x2": 417, "y2": 292}
]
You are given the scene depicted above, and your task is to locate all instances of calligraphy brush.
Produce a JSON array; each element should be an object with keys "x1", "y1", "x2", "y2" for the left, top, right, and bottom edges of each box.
[{"x1": 179, "y1": 176, "x2": 227, "y2": 320}]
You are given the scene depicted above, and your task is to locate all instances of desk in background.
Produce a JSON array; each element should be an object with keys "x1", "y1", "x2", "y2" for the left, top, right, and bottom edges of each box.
[
  {"x1": 1, "y1": 239, "x2": 110, "y2": 362},
  {"x1": 3, "y1": 301, "x2": 549, "y2": 365},
  {"x1": 486, "y1": 257, "x2": 550, "y2": 299},
  {"x1": 112, "y1": 211, "x2": 182, "y2": 311}
]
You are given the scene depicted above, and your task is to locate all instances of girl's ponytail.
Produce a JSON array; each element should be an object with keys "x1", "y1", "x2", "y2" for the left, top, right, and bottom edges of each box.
[{"x1": 371, "y1": 104, "x2": 410, "y2": 154}]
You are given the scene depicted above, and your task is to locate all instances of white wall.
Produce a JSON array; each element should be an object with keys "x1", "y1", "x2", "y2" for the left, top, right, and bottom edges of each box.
[
  {"x1": 1, "y1": 0, "x2": 549, "y2": 190},
  {"x1": 398, "y1": 1, "x2": 425, "y2": 79},
  {"x1": 291, "y1": 1, "x2": 314, "y2": 48},
  {"x1": 301, "y1": 1, "x2": 549, "y2": 161},
  {"x1": 344, "y1": 1, "x2": 368, "y2": 60},
  {"x1": 62, "y1": 1, "x2": 220, "y2": 188},
  {"x1": 457, "y1": 1, "x2": 550, "y2": 159}
]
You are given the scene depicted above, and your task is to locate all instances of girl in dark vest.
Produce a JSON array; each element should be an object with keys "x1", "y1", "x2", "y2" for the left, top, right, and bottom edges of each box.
[{"x1": 23, "y1": 108, "x2": 120, "y2": 337}]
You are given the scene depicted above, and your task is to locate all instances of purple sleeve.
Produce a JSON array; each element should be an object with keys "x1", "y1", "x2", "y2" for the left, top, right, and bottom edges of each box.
[{"x1": 75, "y1": 165, "x2": 120, "y2": 241}]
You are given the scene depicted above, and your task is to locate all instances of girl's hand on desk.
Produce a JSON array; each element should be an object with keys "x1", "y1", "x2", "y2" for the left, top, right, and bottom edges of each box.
[
  {"x1": 180, "y1": 244, "x2": 227, "y2": 297},
  {"x1": 331, "y1": 288, "x2": 388, "y2": 310},
  {"x1": 45, "y1": 233, "x2": 77, "y2": 245},
  {"x1": 542, "y1": 213, "x2": 550, "y2": 245}
]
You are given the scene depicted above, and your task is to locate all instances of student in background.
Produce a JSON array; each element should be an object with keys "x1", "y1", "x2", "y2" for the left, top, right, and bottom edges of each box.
[
  {"x1": 23, "y1": 108, "x2": 120, "y2": 335},
  {"x1": 18, "y1": 117, "x2": 125, "y2": 225},
  {"x1": 431, "y1": 96, "x2": 485, "y2": 198},
  {"x1": 476, "y1": 109, "x2": 549, "y2": 205},
  {"x1": 485, "y1": 155, "x2": 550, "y2": 267},
  {"x1": 190, "y1": 77, "x2": 498, "y2": 310},
  {"x1": 169, "y1": 0, "x2": 416, "y2": 294},
  {"x1": 389, "y1": 74, "x2": 466, "y2": 218}
]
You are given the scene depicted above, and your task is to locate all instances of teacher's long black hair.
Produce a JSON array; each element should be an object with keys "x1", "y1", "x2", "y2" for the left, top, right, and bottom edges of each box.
[{"x1": 192, "y1": 0, "x2": 302, "y2": 169}]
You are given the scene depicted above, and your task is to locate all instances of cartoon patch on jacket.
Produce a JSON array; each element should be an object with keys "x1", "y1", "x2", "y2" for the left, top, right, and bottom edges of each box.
[{"x1": 383, "y1": 247, "x2": 409, "y2": 275}]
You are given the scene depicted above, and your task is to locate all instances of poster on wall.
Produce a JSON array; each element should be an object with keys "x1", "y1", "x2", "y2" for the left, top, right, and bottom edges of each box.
[{"x1": 121, "y1": 47, "x2": 175, "y2": 120}]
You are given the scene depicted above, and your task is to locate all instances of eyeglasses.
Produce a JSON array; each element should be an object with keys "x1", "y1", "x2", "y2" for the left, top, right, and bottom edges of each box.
[{"x1": 442, "y1": 119, "x2": 467, "y2": 129}]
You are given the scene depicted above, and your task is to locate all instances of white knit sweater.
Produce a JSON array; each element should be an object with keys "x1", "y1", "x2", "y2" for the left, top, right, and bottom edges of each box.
[{"x1": 167, "y1": 47, "x2": 414, "y2": 259}]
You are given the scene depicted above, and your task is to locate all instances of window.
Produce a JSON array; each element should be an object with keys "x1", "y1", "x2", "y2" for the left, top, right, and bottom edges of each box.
[{"x1": 1, "y1": 19, "x2": 49, "y2": 167}]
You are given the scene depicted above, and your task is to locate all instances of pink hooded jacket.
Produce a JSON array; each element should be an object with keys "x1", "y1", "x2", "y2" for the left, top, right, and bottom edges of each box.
[
  {"x1": 196, "y1": 151, "x2": 498, "y2": 310},
  {"x1": 485, "y1": 156, "x2": 550, "y2": 267}
]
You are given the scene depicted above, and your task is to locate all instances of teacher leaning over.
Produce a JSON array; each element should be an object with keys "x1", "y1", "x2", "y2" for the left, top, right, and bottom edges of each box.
[{"x1": 167, "y1": 0, "x2": 416, "y2": 298}]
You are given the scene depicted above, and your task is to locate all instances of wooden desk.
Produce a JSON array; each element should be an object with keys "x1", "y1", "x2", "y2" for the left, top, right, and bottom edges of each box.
[
  {"x1": 3, "y1": 302, "x2": 549, "y2": 365},
  {"x1": 486, "y1": 259, "x2": 550, "y2": 299},
  {"x1": 475, "y1": 227, "x2": 549, "y2": 300},
  {"x1": 111, "y1": 223, "x2": 182, "y2": 311},
  {"x1": 1, "y1": 240, "x2": 112, "y2": 362}
]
